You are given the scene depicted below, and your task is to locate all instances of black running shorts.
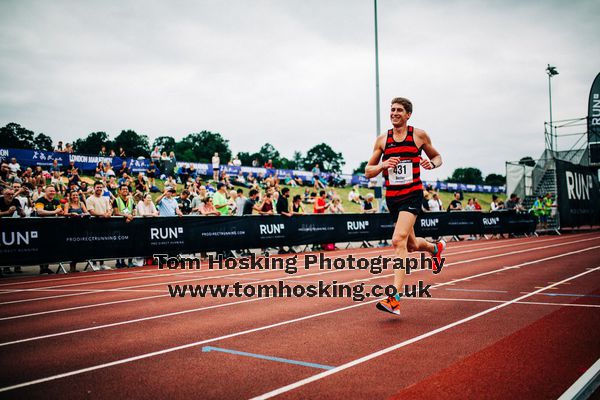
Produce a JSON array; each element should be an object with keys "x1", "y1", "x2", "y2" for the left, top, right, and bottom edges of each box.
[{"x1": 386, "y1": 192, "x2": 423, "y2": 222}]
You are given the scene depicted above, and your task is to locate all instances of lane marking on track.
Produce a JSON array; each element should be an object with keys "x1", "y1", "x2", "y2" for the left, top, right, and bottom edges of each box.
[
  {"x1": 250, "y1": 265, "x2": 600, "y2": 400},
  {"x1": 445, "y1": 288, "x2": 508, "y2": 293},
  {"x1": 404, "y1": 296, "x2": 600, "y2": 308},
  {"x1": 0, "y1": 247, "x2": 598, "y2": 393},
  {"x1": 201, "y1": 346, "x2": 334, "y2": 370}
]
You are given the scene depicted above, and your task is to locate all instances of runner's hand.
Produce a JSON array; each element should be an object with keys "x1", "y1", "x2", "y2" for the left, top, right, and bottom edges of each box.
[
  {"x1": 381, "y1": 157, "x2": 400, "y2": 170},
  {"x1": 420, "y1": 158, "x2": 434, "y2": 170}
]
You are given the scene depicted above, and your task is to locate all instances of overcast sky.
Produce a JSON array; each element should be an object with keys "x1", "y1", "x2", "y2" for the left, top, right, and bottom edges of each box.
[{"x1": 1, "y1": 0, "x2": 599, "y2": 178}]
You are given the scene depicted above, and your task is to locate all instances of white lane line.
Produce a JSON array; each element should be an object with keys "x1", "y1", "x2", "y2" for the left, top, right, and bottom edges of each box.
[
  {"x1": 405, "y1": 296, "x2": 600, "y2": 309},
  {"x1": 0, "y1": 288, "x2": 165, "y2": 293},
  {"x1": 0, "y1": 248, "x2": 597, "y2": 393},
  {"x1": 251, "y1": 265, "x2": 600, "y2": 399},
  {"x1": 0, "y1": 294, "x2": 167, "y2": 321}
]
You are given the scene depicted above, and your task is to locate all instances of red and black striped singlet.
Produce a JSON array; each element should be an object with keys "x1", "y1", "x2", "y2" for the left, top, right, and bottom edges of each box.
[{"x1": 382, "y1": 126, "x2": 423, "y2": 199}]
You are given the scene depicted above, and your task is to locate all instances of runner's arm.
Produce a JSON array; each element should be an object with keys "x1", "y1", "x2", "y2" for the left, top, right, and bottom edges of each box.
[
  {"x1": 418, "y1": 130, "x2": 442, "y2": 170},
  {"x1": 365, "y1": 134, "x2": 398, "y2": 178}
]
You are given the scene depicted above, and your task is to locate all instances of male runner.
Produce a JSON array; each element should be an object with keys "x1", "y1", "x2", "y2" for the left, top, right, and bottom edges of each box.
[{"x1": 365, "y1": 97, "x2": 446, "y2": 315}]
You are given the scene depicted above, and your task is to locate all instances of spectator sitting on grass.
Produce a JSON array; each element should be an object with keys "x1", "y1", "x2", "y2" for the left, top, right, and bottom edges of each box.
[
  {"x1": 106, "y1": 176, "x2": 119, "y2": 196},
  {"x1": 8, "y1": 158, "x2": 21, "y2": 178},
  {"x1": 329, "y1": 196, "x2": 345, "y2": 214},
  {"x1": 164, "y1": 176, "x2": 177, "y2": 190},
  {"x1": 178, "y1": 164, "x2": 189, "y2": 184},
  {"x1": 246, "y1": 172, "x2": 256, "y2": 186},
  {"x1": 68, "y1": 168, "x2": 82, "y2": 188},
  {"x1": 474, "y1": 198, "x2": 482, "y2": 211},
  {"x1": 283, "y1": 173, "x2": 297, "y2": 187},
  {"x1": 51, "y1": 171, "x2": 66, "y2": 196},
  {"x1": 200, "y1": 196, "x2": 220, "y2": 216},
  {"x1": 156, "y1": 188, "x2": 182, "y2": 217},
  {"x1": 188, "y1": 164, "x2": 197, "y2": 180},
  {"x1": 137, "y1": 193, "x2": 159, "y2": 217},
  {"x1": 348, "y1": 185, "x2": 362, "y2": 204},
  {"x1": 362, "y1": 193, "x2": 376, "y2": 214},
  {"x1": 79, "y1": 181, "x2": 92, "y2": 197},
  {"x1": 94, "y1": 162, "x2": 105, "y2": 179},
  {"x1": 118, "y1": 161, "x2": 130, "y2": 177},
  {"x1": 135, "y1": 173, "x2": 148, "y2": 195},
  {"x1": 220, "y1": 170, "x2": 233, "y2": 189},
  {"x1": 31, "y1": 184, "x2": 44, "y2": 202},
  {"x1": 33, "y1": 166, "x2": 46, "y2": 187},
  {"x1": 104, "y1": 162, "x2": 115, "y2": 178},
  {"x1": 50, "y1": 159, "x2": 62, "y2": 175},
  {"x1": 293, "y1": 174, "x2": 304, "y2": 187}
]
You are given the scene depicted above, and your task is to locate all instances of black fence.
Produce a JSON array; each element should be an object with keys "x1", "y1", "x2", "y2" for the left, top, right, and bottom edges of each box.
[{"x1": 0, "y1": 211, "x2": 537, "y2": 266}]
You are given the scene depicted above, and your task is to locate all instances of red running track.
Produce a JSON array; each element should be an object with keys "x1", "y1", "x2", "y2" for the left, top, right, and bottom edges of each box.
[{"x1": 0, "y1": 232, "x2": 598, "y2": 399}]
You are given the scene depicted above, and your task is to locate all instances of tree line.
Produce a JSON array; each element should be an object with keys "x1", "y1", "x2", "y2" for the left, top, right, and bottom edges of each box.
[
  {"x1": 0, "y1": 123, "x2": 346, "y2": 173},
  {"x1": 0, "y1": 122, "x2": 513, "y2": 183}
]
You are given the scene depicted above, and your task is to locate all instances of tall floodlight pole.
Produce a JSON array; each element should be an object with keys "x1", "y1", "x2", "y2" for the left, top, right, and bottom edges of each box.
[
  {"x1": 546, "y1": 64, "x2": 559, "y2": 152},
  {"x1": 374, "y1": 0, "x2": 383, "y2": 207}
]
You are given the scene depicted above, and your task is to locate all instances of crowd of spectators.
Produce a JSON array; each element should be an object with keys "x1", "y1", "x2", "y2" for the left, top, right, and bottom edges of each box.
[
  {"x1": 2, "y1": 149, "x2": 524, "y2": 275},
  {"x1": 0, "y1": 153, "x2": 364, "y2": 275}
]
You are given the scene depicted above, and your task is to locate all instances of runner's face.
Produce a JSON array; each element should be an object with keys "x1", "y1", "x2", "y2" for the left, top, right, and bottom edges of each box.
[{"x1": 390, "y1": 103, "x2": 410, "y2": 127}]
